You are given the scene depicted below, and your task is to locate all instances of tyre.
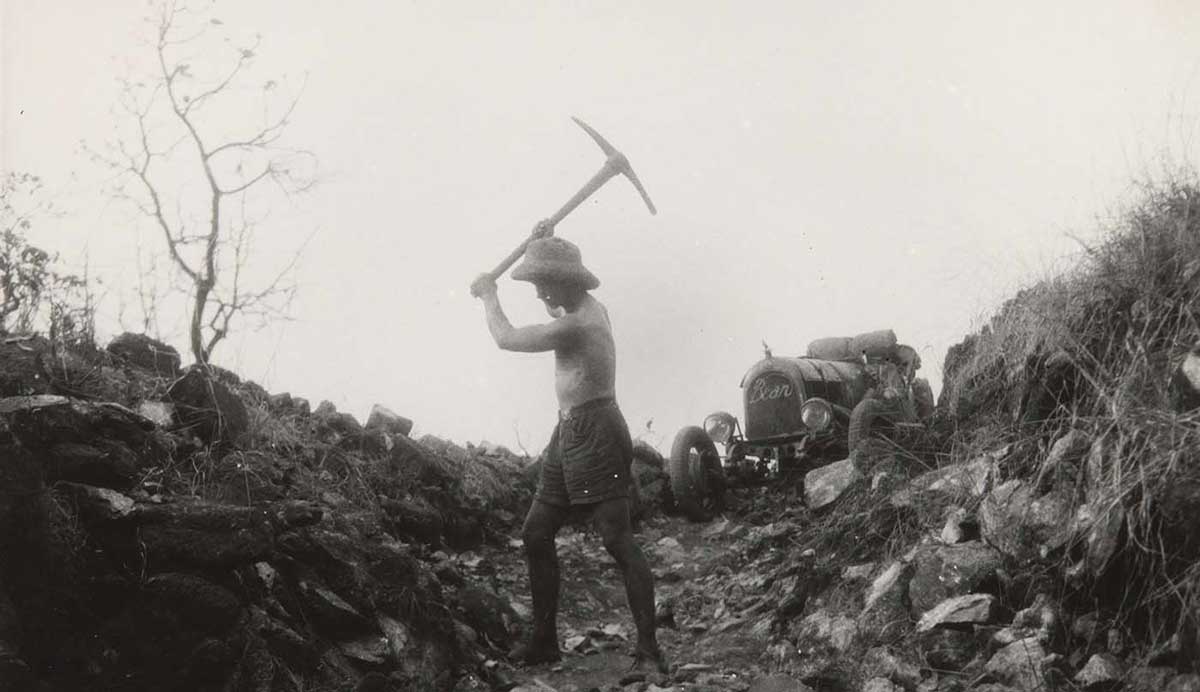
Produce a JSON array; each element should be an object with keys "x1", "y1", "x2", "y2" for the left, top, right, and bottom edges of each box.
[
  {"x1": 629, "y1": 443, "x2": 666, "y2": 523},
  {"x1": 668, "y1": 426, "x2": 723, "y2": 522},
  {"x1": 912, "y1": 378, "x2": 936, "y2": 421}
]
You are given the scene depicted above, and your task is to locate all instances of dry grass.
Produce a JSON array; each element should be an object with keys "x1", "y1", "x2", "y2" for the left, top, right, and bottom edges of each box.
[{"x1": 938, "y1": 173, "x2": 1200, "y2": 657}]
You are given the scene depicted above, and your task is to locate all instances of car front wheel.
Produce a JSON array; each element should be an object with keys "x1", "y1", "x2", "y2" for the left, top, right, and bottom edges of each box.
[{"x1": 668, "y1": 426, "x2": 724, "y2": 522}]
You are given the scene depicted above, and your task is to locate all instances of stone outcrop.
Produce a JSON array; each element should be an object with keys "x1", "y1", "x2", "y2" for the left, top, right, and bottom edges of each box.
[
  {"x1": 365, "y1": 404, "x2": 414, "y2": 437},
  {"x1": 106, "y1": 332, "x2": 182, "y2": 375},
  {"x1": 168, "y1": 366, "x2": 249, "y2": 445}
]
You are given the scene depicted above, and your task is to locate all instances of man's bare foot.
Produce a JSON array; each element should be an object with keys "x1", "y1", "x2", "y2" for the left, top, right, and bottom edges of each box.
[{"x1": 508, "y1": 641, "x2": 562, "y2": 666}]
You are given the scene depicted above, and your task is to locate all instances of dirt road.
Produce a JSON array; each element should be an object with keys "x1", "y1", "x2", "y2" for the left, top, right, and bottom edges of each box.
[{"x1": 478, "y1": 511, "x2": 800, "y2": 692}]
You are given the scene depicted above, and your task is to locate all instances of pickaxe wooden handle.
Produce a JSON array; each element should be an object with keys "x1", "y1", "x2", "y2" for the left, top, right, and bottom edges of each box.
[{"x1": 486, "y1": 117, "x2": 657, "y2": 282}]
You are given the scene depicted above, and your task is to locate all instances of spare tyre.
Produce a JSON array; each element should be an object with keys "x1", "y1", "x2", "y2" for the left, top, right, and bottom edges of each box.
[{"x1": 669, "y1": 426, "x2": 723, "y2": 522}]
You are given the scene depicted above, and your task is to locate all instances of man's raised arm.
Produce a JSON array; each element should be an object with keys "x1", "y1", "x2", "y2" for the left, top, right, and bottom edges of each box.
[{"x1": 471, "y1": 275, "x2": 578, "y2": 352}]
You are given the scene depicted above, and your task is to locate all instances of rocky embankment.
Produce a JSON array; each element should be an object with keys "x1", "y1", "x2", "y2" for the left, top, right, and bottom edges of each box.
[
  {"x1": 1, "y1": 321, "x2": 1199, "y2": 692},
  {"x1": 0, "y1": 333, "x2": 549, "y2": 691}
]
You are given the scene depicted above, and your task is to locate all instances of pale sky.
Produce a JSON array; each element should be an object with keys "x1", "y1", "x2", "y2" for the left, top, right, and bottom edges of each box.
[{"x1": 4, "y1": 1, "x2": 1200, "y2": 454}]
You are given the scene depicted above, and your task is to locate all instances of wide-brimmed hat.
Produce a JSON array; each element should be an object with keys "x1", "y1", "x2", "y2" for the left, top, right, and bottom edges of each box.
[{"x1": 511, "y1": 237, "x2": 600, "y2": 290}]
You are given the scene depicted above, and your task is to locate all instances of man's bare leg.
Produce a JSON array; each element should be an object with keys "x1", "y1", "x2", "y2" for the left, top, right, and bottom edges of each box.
[
  {"x1": 591, "y1": 497, "x2": 668, "y2": 674},
  {"x1": 514, "y1": 500, "x2": 570, "y2": 664}
]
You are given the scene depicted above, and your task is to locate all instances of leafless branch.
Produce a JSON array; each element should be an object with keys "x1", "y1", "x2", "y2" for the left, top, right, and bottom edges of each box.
[{"x1": 97, "y1": 1, "x2": 316, "y2": 364}]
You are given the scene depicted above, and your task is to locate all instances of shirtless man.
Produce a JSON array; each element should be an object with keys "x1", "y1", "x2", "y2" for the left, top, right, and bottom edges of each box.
[{"x1": 470, "y1": 232, "x2": 668, "y2": 675}]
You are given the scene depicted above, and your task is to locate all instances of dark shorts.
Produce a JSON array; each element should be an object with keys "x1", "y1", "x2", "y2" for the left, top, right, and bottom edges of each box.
[{"x1": 536, "y1": 398, "x2": 633, "y2": 507}]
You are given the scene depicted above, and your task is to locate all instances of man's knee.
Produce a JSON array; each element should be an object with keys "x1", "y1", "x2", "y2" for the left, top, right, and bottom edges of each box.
[
  {"x1": 600, "y1": 526, "x2": 635, "y2": 557},
  {"x1": 593, "y1": 499, "x2": 635, "y2": 554},
  {"x1": 522, "y1": 503, "x2": 562, "y2": 553}
]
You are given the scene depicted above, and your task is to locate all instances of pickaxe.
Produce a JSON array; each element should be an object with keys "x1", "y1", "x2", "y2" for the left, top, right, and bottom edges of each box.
[{"x1": 484, "y1": 117, "x2": 657, "y2": 282}]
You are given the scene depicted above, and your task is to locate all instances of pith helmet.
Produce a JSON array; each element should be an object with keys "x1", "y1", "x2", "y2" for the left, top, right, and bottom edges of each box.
[{"x1": 511, "y1": 237, "x2": 600, "y2": 290}]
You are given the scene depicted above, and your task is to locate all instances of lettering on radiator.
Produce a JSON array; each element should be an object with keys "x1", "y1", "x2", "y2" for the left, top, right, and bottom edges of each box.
[{"x1": 748, "y1": 377, "x2": 793, "y2": 404}]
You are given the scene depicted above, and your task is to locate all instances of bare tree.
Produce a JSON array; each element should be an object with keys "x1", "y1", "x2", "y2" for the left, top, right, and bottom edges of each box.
[{"x1": 93, "y1": 1, "x2": 315, "y2": 364}]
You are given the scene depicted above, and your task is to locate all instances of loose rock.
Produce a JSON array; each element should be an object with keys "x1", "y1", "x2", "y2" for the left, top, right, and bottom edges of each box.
[
  {"x1": 985, "y1": 638, "x2": 1047, "y2": 690},
  {"x1": 916, "y1": 594, "x2": 997, "y2": 632},
  {"x1": 804, "y1": 457, "x2": 861, "y2": 510},
  {"x1": 979, "y1": 480, "x2": 1073, "y2": 562},
  {"x1": 1074, "y1": 652, "x2": 1123, "y2": 689},
  {"x1": 907, "y1": 541, "x2": 1002, "y2": 614}
]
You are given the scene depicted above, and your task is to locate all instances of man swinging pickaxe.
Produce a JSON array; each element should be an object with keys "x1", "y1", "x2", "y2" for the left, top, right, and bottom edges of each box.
[{"x1": 469, "y1": 119, "x2": 668, "y2": 675}]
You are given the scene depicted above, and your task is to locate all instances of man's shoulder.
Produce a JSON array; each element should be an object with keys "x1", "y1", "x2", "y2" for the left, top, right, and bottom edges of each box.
[{"x1": 579, "y1": 295, "x2": 611, "y2": 324}]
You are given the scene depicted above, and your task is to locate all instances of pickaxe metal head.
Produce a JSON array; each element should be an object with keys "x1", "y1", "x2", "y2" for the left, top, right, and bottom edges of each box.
[
  {"x1": 486, "y1": 117, "x2": 658, "y2": 282},
  {"x1": 571, "y1": 116, "x2": 657, "y2": 216}
]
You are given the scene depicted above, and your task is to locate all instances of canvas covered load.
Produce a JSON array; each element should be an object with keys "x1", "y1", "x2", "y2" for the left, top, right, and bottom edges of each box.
[{"x1": 806, "y1": 329, "x2": 899, "y2": 361}]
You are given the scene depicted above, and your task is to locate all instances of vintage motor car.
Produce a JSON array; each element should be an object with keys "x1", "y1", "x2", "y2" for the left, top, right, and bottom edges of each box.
[{"x1": 669, "y1": 329, "x2": 934, "y2": 519}]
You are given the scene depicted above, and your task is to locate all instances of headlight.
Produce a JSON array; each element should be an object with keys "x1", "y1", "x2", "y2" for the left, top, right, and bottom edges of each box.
[
  {"x1": 703, "y1": 411, "x2": 737, "y2": 445},
  {"x1": 800, "y1": 398, "x2": 833, "y2": 432}
]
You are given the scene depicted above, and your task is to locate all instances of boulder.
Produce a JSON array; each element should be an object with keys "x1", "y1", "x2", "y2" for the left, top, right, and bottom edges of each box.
[
  {"x1": 979, "y1": 480, "x2": 1073, "y2": 562},
  {"x1": 122, "y1": 500, "x2": 286, "y2": 569},
  {"x1": 907, "y1": 541, "x2": 1002, "y2": 614},
  {"x1": 1074, "y1": 653, "x2": 1123, "y2": 690},
  {"x1": 55, "y1": 482, "x2": 135, "y2": 522},
  {"x1": 859, "y1": 561, "x2": 915, "y2": 643},
  {"x1": 1035, "y1": 429, "x2": 1090, "y2": 492},
  {"x1": 298, "y1": 580, "x2": 373, "y2": 637},
  {"x1": 455, "y1": 585, "x2": 518, "y2": 648},
  {"x1": 45, "y1": 440, "x2": 139, "y2": 489},
  {"x1": 313, "y1": 401, "x2": 363, "y2": 442},
  {"x1": 377, "y1": 614, "x2": 413, "y2": 661},
  {"x1": 168, "y1": 367, "x2": 249, "y2": 445},
  {"x1": 1080, "y1": 501, "x2": 1125, "y2": 577},
  {"x1": 862, "y1": 679, "x2": 901, "y2": 692},
  {"x1": 916, "y1": 627, "x2": 977, "y2": 672},
  {"x1": 268, "y1": 392, "x2": 294, "y2": 412},
  {"x1": 842, "y1": 562, "x2": 876, "y2": 582},
  {"x1": 795, "y1": 609, "x2": 858, "y2": 654},
  {"x1": 985, "y1": 638, "x2": 1047, "y2": 690},
  {"x1": 1002, "y1": 593, "x2": 1063, "y2": 648},
  {"x1": 915, "y1": 594, "x2": 997, "y2": 632},
  {"x1": 1169, "y1": 348, "x2": 1200, "y2": 412},
  {"x1": 107, "y1": 332, "x2": 181, "y2": 375},
  {"x1": 144, "y1": 572, "x2": 242, "y2": 634},
  {"x1": 381, "y1": 496, "x2": 445, "y2": 547},
  {"x1": 387, "y1": 434, "x2": 456, "y2": 489},
  {"x1": 1124, "y1": 666, "x2": 1175, "y2": 692},
  {"x1": 1019, "y1": 349, "x2": 1082, "y2": 423},
  {"x1": 891, "y1": 451, "x2": 1000, "y2": 507},
  {"x1": 861, "y1": 646, "x2": 921, "y2": 690},
  {"x1": 805, "y1": 457, "x2": 861, "y2": 510},
  {"x1": 338, "y1": 634, "x2": 391, "y2": 664},
  {"x1": 1, "y1": 397, "x2": 157, "y2": 453},
  {"x1": 1071, "y1": 611, "x2": 1104, "y2": 644},
  {"x1": 365, "y1": 404, "x2": 414, "y2": 437},
  {"x1": 137, "y1": 400, "x2": 175, "y2": 427}
]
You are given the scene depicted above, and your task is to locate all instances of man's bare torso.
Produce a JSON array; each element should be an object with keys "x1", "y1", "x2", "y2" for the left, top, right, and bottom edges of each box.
[{"x1": 554, "y1": 295, "x2": 616, "y2": 412}]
